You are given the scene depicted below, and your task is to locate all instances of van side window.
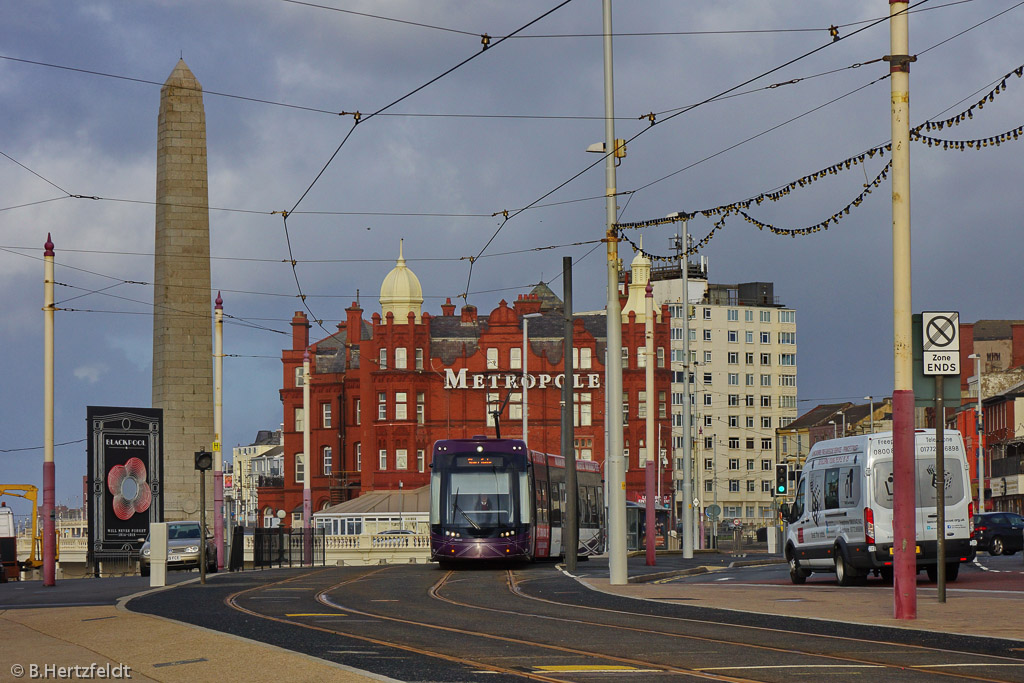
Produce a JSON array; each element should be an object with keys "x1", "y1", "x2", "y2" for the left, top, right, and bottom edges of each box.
[
  {"x1": 824, "y1": 468, "x2": 840, "y2": 509},
  {"x1": 873, "y1": 462, "x2": 895, "y2": 509},
  {"x1": 839, "y1": 466, "x2": 860, "y2": 507},
  {"x1": 793, "y1": 477, "x2": 805, "y2": 519}
]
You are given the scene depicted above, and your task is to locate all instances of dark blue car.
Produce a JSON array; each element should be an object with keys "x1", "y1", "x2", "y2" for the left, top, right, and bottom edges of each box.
[{"x1": 973, "y1": 512, "x2": 1024, "y2": 556}]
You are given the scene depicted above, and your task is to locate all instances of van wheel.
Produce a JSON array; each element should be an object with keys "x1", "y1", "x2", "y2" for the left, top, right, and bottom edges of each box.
[
  {"x1": 834, "y1": 550, "x2": 861, "y2": 587},
  {"x1": 946, "y1": 562, "x2": 960, "y2": 582},
  {"x1": 879, "y1": 567, "x2": 894, "y2": 584},
  {"x1": 990, "y1": 536, "x2": 1005, "y2": 556},
  {"x1": 788, "y1": 554, "x2": 809, "y2": 584}
]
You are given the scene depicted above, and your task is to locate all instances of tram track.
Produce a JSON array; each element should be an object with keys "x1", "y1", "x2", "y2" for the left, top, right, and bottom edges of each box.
[{"x1": 219, "y1": 564, "x2": 1024, "y2": 682}]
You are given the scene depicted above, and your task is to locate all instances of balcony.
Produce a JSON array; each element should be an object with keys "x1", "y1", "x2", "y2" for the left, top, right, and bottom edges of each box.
[{"x1": 257, "y1": 475, "x2": 284, "y2": 488}]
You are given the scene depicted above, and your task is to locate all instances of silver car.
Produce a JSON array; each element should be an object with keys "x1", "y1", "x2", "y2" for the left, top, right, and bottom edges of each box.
[{"x1": 139, "y1": 521, "x2": 216, "y2": 576}]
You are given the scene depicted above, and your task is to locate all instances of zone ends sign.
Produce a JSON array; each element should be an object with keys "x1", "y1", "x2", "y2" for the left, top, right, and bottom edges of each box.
[{"x1": 922, "y1": 311, "x2": 960, "y2": 376}]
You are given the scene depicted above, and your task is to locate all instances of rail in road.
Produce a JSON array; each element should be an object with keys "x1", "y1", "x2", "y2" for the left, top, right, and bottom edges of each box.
[{"x1": 128, "y1": 562, "x2": 1024, "y2": 682}]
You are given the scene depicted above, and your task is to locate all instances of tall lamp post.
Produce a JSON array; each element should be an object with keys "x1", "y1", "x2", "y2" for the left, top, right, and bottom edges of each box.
[
  {"x1": 969, "y1": 353, "x2": 984, "y2": 512},
  {"x1": 522, "y1": 312, "x2": 541, "y2": 448},
  {"x1": 864, "y1": 396, "x2": 875, "y2": 434},
  {"x1": 829, "y1": 420, "x2": 837, "y2": 439}
]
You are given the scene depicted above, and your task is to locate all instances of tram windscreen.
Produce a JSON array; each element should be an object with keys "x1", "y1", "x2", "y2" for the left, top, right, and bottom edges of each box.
[{"x1": 444, "y1": 467, "x2": 514, "y2": 528}]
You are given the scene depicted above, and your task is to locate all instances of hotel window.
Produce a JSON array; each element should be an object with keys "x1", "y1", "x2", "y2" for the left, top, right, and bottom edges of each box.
[
  {"x1": 659, "y1": 392, "x2": 667, "y2": 419},
  {"x1": 292, "y1": 512, "x2": 302, "y2": 528},
  {"x1": 581, "y1": 347, "x2": 593, "y2": 369},
  {"x1": 417, "y1": 449, "x2": 426, "y2": 473},
  {"x1": 703, "y1": 329, "x2": 712, "y2": 342},
  {"x1": 322, "y1": 446, "x2": 332, "y2": 475},
  {"x1": 486, "y1": 347, "x2": 498, "y2": 369},
  {"x1": 728, "y1": 309, "x2": 738, "y2": 321},
  {"x1": 760, "y1": 310, "x2": 771, "y2": 323},
  {"x1": 780, "y1": 354, "x2": 796, "y2": 366},
  {"x1": 780, "y1": 395, "x2": 797, "y2": 409},
  {"x1": 510, "y1": 392, "x2": 523, "y2": 420},
  {"x1": 728, "y1": 351, "x2": 738, "y2": 364},
  {"x1": 622, "y1": 396, "x2": 629, "y2": 425},
  {"x1": 729, "y1": 437, "x2": 740, "y2": 449},
  {"x1": 576, "y1": 393, "x2": 592, "y2": 427},
  {"x1": 745, "y1": 331, "x2": 754, "y2": 343},
  {"x1": 355, "y1": 442, "x2": 361, "y2": 470},
  {"x1": 760, "y1": 353, "x2": 771, "y2": 365},
  {"x1": 704, "y1": 415, "x2": 713, "y2": 427},
  {"x1": 746, "y1": 373, "x2": 755, "y2": 386},
  {"x1": 703, "y1": 372, "x2": 712, "y2": 384},
  {"x1": 396, "y1": 449, "x2": 408, "y2": 470},
  {"x1": 395, "y1": 347, "x2": 407, "y2": 369},
  {"x1": 416, "y1": 393, "x2": 425, "y2": 424},
  {"x1": 762, "y1": 481, "x2": 772, "y2": 493},
  {"x1": 745, "y1": 352, "x2": 754, "y2": 365},
  {"x1": 761, "y1": 459, "x2": 772, "y2": 471},
  {"x1": 395, "y1": 392, "x2": 408, "y2": 420},
  {"x1": 379, "y1": 348, "x2": 387, "y2": 369},
  {"x1": 704, "y1": 458, "x2": 713, "y2": 469},
  {"x1": 781, "y1": 374, "x2": 797, "y2": 387},
  {"x1": 703, "y1": 308, "x2": 712, "y2": 319},
  {"x1": 294, "y1": 366, "x2": 304, "y2": 387},
  {"x1": 728, "y1": 330, "x2": 738, "y2": 343},
  {"x1": 621, "y1": 347, "x2": 629, "y2": 367},
  {"x1": 354, "y1": 398, "x2": 361, "y2": 425},
  {"x1": 378, "y1": 448, "x2": 387, "y2": 470},
  {"x1": 728, "y1": 373, "x2": 739, "y2": 386},
  {"x1": 762, "y1": 416, "x2": 772, "y2": 429},
  {"x1": 704, "y1": 438, "x2": 713, "y2": 450},
  {"x1": 295, "y1": 453, "x2": 304, "y2": 483},
  {"x1": 637, "y1": 348, "x2": 646, "y2": 368},
  {"x1": 745, "y1": 395, "x2": 755, "y2": 407},
  {"x1": 703, "y1": 351, "x2": 712, "y2": 363},
  {"x1": 705, "y1": 480, "x2": 713, "y2": 492},
  {"x1": 728, "y1": 415, "x2": 739, "y2": 427},
  {"x1": 510, "y1": 347, "x2": 522, "y2": 370},
  {"x1": 761, "y1": 438, "x2": 773, "y2": 450},
  {"x1": 377, "y1": 392, "x2": 387, "y2": 420},
  {"x1": 321, "y1": 402, "x2": 332, "y2": 429},
  {"x1": 746, "y1": 459, "x2": 755, "y2": 470},
  {"x1": 761, "y1": 395, "x2": 771, "y2": 407},
  {"x1": 760, "y1": 331, "x2": 771, "y2": 344},
  {"x1": 746, "y1": 438, "x2": 755, "y2": 450},
  {"x1": 415, "y1": 348, "x2": 424, "y2": 370},
  {"x1": 574, "y1": 438, "x2": 593, "y2": 461},
  {"x1": 703, "y1": 394, "x2": 712, "y2": 406},
  {"x1": 728, "y1": 394, "x2": 739, "y2": 406},
  {"x1": 294, "y1": 408, "x2": 304, "y2": 432},
  {"x1": 745, "y1": 310, "x2": 754, "y2": 322},
  {"x1": 779, "y1": 332, "x2": 796, "y2": 345},
  {"x1": 656, "y1": 347, "x2": 665, "y2": 368},
  {"x1": 760, "y1": 374, "x2": 772, "y2": 387},
  {"x1": 638, "y1": 391, "x2": 647, "y2": 419},
  {"x1": 780, "y1": 310, "x2": 796, "y2": 323},
  {"x1": 729, "y1": 480, "x2": 740, "y2": 492}
]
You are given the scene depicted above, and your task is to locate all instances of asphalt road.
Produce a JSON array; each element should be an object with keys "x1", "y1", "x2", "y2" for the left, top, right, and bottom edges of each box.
[{"x1": 126, "y1": 558, "x2": 1024, "y2": 682}]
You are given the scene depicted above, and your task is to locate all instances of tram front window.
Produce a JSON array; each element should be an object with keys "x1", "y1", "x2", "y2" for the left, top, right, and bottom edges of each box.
[{"x1": 445, "y1": 471, "x2": 513, "y2": 530}]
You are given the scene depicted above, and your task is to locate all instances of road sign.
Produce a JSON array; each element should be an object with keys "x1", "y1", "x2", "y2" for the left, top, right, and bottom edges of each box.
[
  {"x1": 732, "y1": 518, "x2": 742, "y2": 528},
  {"x1": 922, "y1": 311, "x2": 960, "y2": 375},
  {"x1": 706, "y1": 504, "x2": 721, "y2": 520}
]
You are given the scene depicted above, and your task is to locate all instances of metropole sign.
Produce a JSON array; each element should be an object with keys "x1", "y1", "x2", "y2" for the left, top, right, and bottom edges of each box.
[
  {"x1": 444, "y1": 368, "x2": 601, "y2": 390},
  {"x1": 922, "y1": 311, "x2": 960, "y2": 376}
]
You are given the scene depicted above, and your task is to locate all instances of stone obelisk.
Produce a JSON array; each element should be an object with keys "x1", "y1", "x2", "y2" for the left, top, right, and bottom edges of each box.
[{"x1": 153, "y1": 59, "x2": 214, "y2": 522}]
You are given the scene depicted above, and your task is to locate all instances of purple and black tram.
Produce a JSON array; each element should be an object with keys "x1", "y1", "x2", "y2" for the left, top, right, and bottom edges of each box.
[{"x1": 429, "y1": 437, "x2": 605, "y2": 565}]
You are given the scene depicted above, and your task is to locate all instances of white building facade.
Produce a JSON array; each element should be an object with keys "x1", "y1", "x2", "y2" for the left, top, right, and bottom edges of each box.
[{"x1": 647, "y1": 259, "x2": 798, "y2": 535}]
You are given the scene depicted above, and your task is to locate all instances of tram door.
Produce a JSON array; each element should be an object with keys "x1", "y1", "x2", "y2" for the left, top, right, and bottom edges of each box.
[{"x1": 532, "y1": 456, "x2": 550, "y2": 558}]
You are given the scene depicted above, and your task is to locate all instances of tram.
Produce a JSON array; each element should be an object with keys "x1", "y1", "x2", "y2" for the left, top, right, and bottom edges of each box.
[{"x1": 429, "y1": 437, "x2": 605, "y2": 565}]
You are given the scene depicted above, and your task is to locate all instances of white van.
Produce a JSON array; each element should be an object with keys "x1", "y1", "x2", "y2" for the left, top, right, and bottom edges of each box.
[{"x1": 781, "y1": 429, "x2": 976, "y2": 585}]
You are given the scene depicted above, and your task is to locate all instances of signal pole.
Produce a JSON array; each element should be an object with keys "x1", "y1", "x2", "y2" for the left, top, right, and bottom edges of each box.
[
  {"x1": 888, "y1": 0, "x2": 917, "y2": 620},
  {"x1": 214, "y1": 293, "x2": 224, "y2": 569}
]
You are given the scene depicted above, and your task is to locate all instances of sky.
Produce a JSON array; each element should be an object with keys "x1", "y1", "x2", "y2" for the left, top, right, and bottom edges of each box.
[{"x1": 2, "y1": 1, "x2": 1023, "y2": 524}]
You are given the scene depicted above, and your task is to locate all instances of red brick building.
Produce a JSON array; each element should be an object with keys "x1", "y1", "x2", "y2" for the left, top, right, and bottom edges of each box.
[{"x1": 259, "y1": 245, "x2": 672, "y2": 528}]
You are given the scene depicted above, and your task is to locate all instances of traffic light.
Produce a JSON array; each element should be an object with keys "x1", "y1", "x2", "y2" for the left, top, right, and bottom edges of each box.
[
  {"x1": 194, "y1": 448, "x2": 212, "y2": 471},
  {"x1": 774, "y1": 464, "x2": 789, "y2": 496}
]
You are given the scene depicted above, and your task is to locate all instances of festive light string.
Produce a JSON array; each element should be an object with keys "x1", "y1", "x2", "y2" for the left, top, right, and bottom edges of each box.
[{"x1": 616, "y1": 62, "x2": 1024, "y2": 262}]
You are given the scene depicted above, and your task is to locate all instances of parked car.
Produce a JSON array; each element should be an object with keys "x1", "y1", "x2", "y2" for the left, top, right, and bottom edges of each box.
[
  {"x1": 139, "y1": 521, "x2": 217, "y2": 576},
  {"x1": 973, "y1": 512, "x2": 1024, "y2": 556}
]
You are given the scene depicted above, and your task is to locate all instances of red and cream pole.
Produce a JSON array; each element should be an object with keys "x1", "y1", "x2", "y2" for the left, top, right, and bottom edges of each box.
[
  {"x1": 303, "y1": 349, "x2": 312, "y2": 565},
  {"x1": 43, "y1": 234, "x2": 56, "y2": 586},
  {"x1": 213, "y1": 292, "x2": 224, "y2": 569},
  {"x1": 889, "y1": 0, "x2": 916, "y2": 620},
  {"x1": 644, "y1": 282, "x2": 656, "y2": 567}
]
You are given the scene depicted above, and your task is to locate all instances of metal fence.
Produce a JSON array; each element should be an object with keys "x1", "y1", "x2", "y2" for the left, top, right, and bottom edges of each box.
[{"x1": 252, "y1": 528, "x2": 325, "y2": 568}]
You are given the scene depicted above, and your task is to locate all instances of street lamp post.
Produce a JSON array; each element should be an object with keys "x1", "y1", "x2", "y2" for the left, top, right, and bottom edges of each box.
[
  {"x1": 969, "y1": 353, "x2": 984, "y2": 512},
  {"x1": 864, "y1": 396, "x2": 874, "y2": 434},
  {"x1": 829, "y1": 420, "x2": 837, "y2": 439}
]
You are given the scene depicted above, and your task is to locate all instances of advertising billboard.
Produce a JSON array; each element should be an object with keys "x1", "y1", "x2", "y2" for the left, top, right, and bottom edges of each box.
[{"x1": 87, "y1": 407, "x2": 163, "y2": 563}]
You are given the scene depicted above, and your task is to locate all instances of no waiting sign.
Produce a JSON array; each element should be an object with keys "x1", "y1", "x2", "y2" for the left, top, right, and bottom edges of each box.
[{"x1": 922, "y1": 311, "x2": 960, "y2": 375}]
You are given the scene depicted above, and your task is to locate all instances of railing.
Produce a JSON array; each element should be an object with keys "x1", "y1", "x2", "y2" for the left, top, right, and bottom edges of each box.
[
  {"x1": 244, "y1": 532, "x2": 431, "y2": 566},
  {"x1": 991, "y1": 455, "x2": 1024, "y2": 477},
  {"x1": 257, "y1": 475, "x2": 284, "y2": 487}
]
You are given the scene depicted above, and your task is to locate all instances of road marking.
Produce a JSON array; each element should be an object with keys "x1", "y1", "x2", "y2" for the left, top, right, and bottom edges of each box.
[
  {"x1": 535, "y1": 665, "x2": 661, "y2": 673},
  {"x1": 153, "y1": 658, "x2": 208, "y2": 668},
  {"x1": 698, "y1": 664, "x2": 884, "y2": 670},
  {"x1": 914, "y1": 663, "x2": 1024, "y2": 668},
  {"x1": 285, "y1": 613, "x2": 343, "y2": 617}
]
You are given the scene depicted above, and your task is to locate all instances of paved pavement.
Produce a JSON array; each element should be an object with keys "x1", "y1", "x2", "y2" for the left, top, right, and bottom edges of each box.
[
  {"x1": 577, "y1": 549, "x2": 1024, "y2": 643},
  {"x1": 2, "y1": 550, "x2": 1021, "y2": 682},
  {"x1": 0, "y1": 574, "x2": 388, "y2": 683}
]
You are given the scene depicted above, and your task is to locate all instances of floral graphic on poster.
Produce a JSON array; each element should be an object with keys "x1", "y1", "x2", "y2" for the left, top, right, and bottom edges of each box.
[{"x1": 106, "y1": 457, "x2": 152, "y2": 520}]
